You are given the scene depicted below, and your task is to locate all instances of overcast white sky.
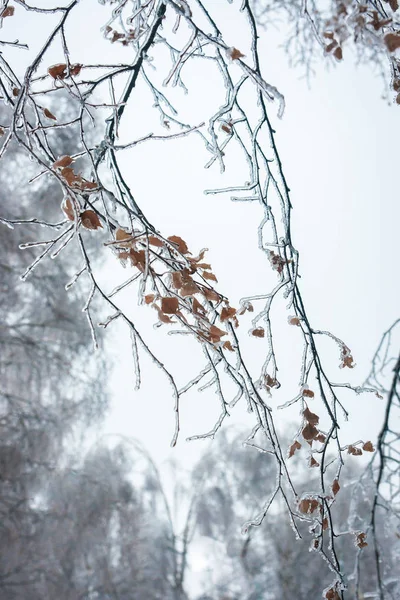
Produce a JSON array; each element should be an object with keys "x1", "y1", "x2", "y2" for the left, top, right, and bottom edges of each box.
[{"x1": 3, "y1": 0, "x2": 400, "y2": 534}]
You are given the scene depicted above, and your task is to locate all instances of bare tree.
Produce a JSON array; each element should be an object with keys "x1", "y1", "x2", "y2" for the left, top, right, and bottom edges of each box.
[
  {"x1": 0, "y1": 104, "x2": 108, "y2": 597},
  {"x1": 0, "y1": 1, "x2": 398, "y2": 598}
]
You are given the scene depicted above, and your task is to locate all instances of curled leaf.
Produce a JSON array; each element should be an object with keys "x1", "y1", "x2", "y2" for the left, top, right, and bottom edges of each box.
[
  {"x1": 1, "y1": 5, "x2": 14, "y2": 17},
  {"x1": 333, "y1": 46, "x2": 343, "y2": 60},
  {"x1": 288, "y1": 315, "x2": 301, "y2": 326},
  {"x1": 362, "y1": 441, "x2": 374, "y2": 452},
  {"x1": 355, "y1": 532, "x2": 368, "y2": 548},
  {"x1": 43, "y1": 108, "x2": 57, "y2": 121},
  {"x1": 223, "y1": 340, "x2": 234, "y2": 352},
  {"x1": 54, "y1": 155, "x2": 73, "y2": 169},
  {"x1": 81, "y1": 210, "x2": 102, "y2": 230},
  {"x1": 228, "y1": 47, "x2": 245, "y2": 60},
  {"x1": 325, "y1": 587, "x2": 341, "y2": 600},
  {"x1": 48, "y1": 63, "x2": 67, "y2": 80},
  {"x1": 298, "y1": 497, "x2": 320, "y2": 514},
  {"x1": 340, "y1": 345, "x2": 355, "y2": 369},
  {"x1": 168, "y1": 235, "x2": 189, "y2": 254},
  {"x1": 264, "y1": 374, "x2": 280, "y2": 391},
  {"x1": 61, "y1": 196, "x2": 75, "y2": 221},
  {"x1": 288, "y1": 440, "x2": 301, "y2": 458},
  {"x1": 251, "y1": 327, "x2": 265, "y2": 338},
  {"x1": 348, "y1": 445, "x2": 363, "y2": 456},
  {"x1": 155, "y1": 306, "x2": 174, "y2": 324}
]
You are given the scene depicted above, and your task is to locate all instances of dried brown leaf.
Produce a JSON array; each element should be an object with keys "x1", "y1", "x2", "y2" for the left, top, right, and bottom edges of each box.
[
  {"x1": 229, "y1": 47, "x2": 245, "y2": 60},
  {"x1": 288, "y1": 316, "x2": 301, "y2": 326},
  {"x1": 54, "y1": 155, "x2": 73, "y2": 169},
  {"x1": 288, "y1": 440, "x2": 301, "y2": 458},
  {"x1": 384, "y1": 32, "x2": 400, "y2": 52},
  {"x1": 61, "y1": 196, "x2": 75, "y2": 221},
  {"x1": 148, "y1": 235, "x2": 164, "y2": 247},
  {"x1": 70, "y1": 63, "x2": 82, "y2": 76},
  {"x1": 155, "y1": 306, "x2": 173, "y2": 324},
  {"x1": 1, "y1": 5, "x2": 14, "y2": 17},
  {"x1": 129, "y1": 249, "x2": 145, "y2": 271},
  {"x1": 325, "y1": 587, "x2": 341, "y2": 600},
  {"x1": 348, "y1": 445, "x2": 363, "y2": 456},
  {"x1": 251, "y1": 327, "x2": 265, "y2": 338},
  {"x1": 161, "y1": 296, "x2": 179, "y2": 314},
  {"x1": 172, "y1": 271, "x2": 183, "y2": 290},
  {"x1": 202, "y1": 287, "x2": 220, "y2": 302},
  {"x1": 192, "y1": 297, "x2": 206, "y2": 316},
  {"x1": 115, "y1": 228, "x2": 132, "y2": 246},
  {"x1": 333, "y1": 46, "x2": 343, "y2": 60},
  {"x1": 355, "y1": 532, "x2": 368, "y2": 548},
  {"x1": 264, "y1": 374, "x2": 280, "y2": 390},
  {"x1": 299, "y1": 498, "x2": 320, "y2": 514},
  {"x1": 209, "y1": 324, "x2": 227, "y2": 343},
  {"x1": 144, "y1": 294, "x2": 155, "y2": 304},
  {"x1": 325, "y1": 40, "x2": 338, "y2": 53},
  {"x1": 302, "y1": 422, "x2": 318, "y2": 441},
  {"x1": 43, "y1": 108, "x2": 57, "y2": 121},
  {"x1": 340, "y1": 345, "x2": 355, "y2": 368},
  {"x1": 202, "y1": 271, "x2": 218, "y2": 283},
  {"x1": 332, "y1": 479, "x2": 340, "y2": 496},
  {"x1": 303, "y1": 407, "x2": 319, "y2": 426},
  {"x1": 81, "y1": 210, "x2": 102, "y2": 230},
  {"x1": 220, "y1": 306, "x2": 237, "y2": 322},
  {"x1": 362, "y1": 441, "x2": 374, "y2": 452},
  {"x1": 180, "y1": 280, "x2": 200, "y2": 297},
  {"x1": 48, "y1": 63, "x2": 67, "y2": 80},
  {"x1": 223, "y1": 340, "x2": 234, "y2": 352},
  {"x1": 168, "y1": 235, "x2": 189, "y2": 254}
]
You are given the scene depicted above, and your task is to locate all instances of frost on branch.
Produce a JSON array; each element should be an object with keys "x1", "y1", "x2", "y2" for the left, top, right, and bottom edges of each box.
[{"x1": 0, "y1": 0, "x2": 393, "y2": 596}]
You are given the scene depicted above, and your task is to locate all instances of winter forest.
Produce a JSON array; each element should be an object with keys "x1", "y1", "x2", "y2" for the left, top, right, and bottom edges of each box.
[{"x1": 0, "y1": 0, "x2": 399, "y2": 598}]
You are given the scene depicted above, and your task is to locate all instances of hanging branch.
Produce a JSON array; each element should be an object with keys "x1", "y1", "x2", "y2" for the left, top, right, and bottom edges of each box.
[{"x1": 0, "y1": 1, "x2": 393, "y2": 596}]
